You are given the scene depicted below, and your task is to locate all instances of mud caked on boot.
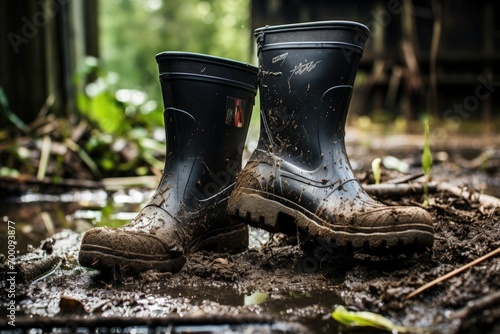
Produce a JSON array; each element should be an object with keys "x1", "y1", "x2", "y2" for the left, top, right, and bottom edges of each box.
[
  {"x1": 79, "y1": 52, "x2": 258, "y2": 276},
  {"x1": 228, "y1": 21, "x2": 434, "y2": 254}
]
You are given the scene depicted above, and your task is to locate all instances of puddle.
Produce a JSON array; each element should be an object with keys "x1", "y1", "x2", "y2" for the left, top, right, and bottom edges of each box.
[
  {"x1": 3, "y1": 321, "x2": 309, "y2": 334},
  {"x1": 3, "y1": 191, "x2": 319, "y2": 332},
  {"x1": 3, "y1": 142, "x2": 498, "y2": 334},
  {"x1": 9, "y1": 257, "x2": 341, "y2": 333},
  {"x1": 0, "y1": 189, "x2": 143, "y2": 255},
  {"x1": 0, "y1": 177, "x2": 492, "y2": 334},
  {"x1": 155, "y1": 285, "x2": 245, "y2": 307},
  {"x1": 1, "y1": 188, "x2": 270, "y2": 258},
  {"x1": 16, "y1": 280, "x2": 340, "y2": 333}
]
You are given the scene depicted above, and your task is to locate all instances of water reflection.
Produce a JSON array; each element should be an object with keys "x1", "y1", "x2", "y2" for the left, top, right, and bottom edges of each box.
[
  {"x1": 0, "y1": 188, "x2": 269, "y2": 256},
  {"x1": 0, "y1": 189, "x2": 154, "y2": 256}
]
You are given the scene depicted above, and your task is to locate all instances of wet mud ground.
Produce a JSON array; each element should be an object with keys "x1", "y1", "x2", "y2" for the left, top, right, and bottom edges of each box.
[{"x1": 1, "y1": 132, "x2": 500, "y2": 333}]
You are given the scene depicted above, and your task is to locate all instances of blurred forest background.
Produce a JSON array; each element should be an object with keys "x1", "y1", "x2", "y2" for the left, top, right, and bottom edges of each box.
[
  {"x1": 0, "y1": 0, "x2": 499, "y2": 185},
  {"x1": 0, "y1": 0, "x2": 254, "y2": 184}
]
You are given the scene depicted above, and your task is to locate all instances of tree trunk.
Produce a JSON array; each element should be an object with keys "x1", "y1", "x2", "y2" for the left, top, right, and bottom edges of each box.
[{"x1": 0, "y1": 0, "x2": 98, "y2": 126}]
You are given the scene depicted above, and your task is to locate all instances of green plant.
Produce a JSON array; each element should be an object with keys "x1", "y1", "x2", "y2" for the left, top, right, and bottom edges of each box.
[
  {"x1": 371, "y1": 157, "x2": 382, "y2": 185},
  {"x1": 244, "y1": 291, "x2": 268, "y2": 306},
  {"x1": 75, "y1": 56, "x2": 166, "y2": 177},
  {"x1": 0, "y1": 86, "x2": 30, "y2": 134},
  {"x1": 75, "y1": 57, "x2": 164, "y2": 135},
  {"x1": 422, "y1": 118, "x2": 433, "y2": 207},
  {"x1": 332, "y1": 305, "x2": 427, "y2": 333}
]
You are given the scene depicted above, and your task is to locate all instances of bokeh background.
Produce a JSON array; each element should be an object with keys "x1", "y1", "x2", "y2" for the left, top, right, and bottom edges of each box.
[{"x1": 1, "y1": 0, "x2": 499, "y2": 180}]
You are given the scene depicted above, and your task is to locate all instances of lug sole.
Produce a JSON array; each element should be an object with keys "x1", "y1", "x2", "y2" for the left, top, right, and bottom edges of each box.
[
  {"x1": 79, "y1": 223, "x2": 249, "y2": 276},
  {"x1": 78, "y1": 246, "x2": 185, "y2": 277},
  {"x1": 228, "y1": 192, "x2": 434, "y2": 254}
]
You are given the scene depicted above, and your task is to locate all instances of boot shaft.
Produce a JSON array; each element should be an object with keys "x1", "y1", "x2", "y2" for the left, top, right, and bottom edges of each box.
[
  {"x1": 155, "y1": 52, "x2": 258, "y2": 202},
  {"x1": 255, "y1": 21, "x2": 369, "y2": 169}
]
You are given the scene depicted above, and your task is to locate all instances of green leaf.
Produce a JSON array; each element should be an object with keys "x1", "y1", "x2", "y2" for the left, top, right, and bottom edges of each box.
[
  {"x1": 0, "y1": 167, "x2": 20, "y2": 177},
  {"x1": 64, "y1": 138, "x2": 102, "y2": 178},
  {"x1": 421, "y1": 118, "x2": 433, "y2": 206},
  {"x1": 422, "y1": 118, "x2": 432, "y2": 176},
  {"x1": 0, "y1": 86, "x2": 31, "y2": 134},
  {"x1": 244, "y1": 292, "x2": 268, "y2": 306},
  {"x1": 332, "y1": 305, "x2": 427, "y2": 333},
  {"x1": 371, "y1": 157, "x2": 382, "y2": 185},
  {"x1": 76, "y1": 92, "x2": 90, "y2": 113}
]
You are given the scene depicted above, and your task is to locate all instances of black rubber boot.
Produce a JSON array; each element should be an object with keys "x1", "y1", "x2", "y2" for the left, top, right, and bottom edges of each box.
[
  {"x1": 228, "y1": 21, "x2": 434, "y2": 254},
  {"x1": 79, "y1": 52, "x2": 258, "y2": 276}
]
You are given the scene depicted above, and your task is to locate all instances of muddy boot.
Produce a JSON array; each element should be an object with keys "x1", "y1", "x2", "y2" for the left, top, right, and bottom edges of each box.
[
  {"x1": 228, "y1": 21, "x2": 434, "y2": 254},
  {"x1": 79, "y1": 52, "x2": 258, "y2": 275}
]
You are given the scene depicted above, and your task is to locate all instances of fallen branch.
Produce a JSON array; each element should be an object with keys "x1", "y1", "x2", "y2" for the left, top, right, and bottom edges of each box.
[
  {"x1": 437, "y1": 182, "x2": 500, "y2": 209},
  {"x1": 386, "y1": 172, "x2": 424, "y2": 184},
  {"x1": 363, "y1": 182, "x2": 437, "y2": 198},
  {"x1": 0, "y1": 175, "x2": 159, "y2": 193},
  {"x1": 406, "y1": 247, "x2": 500, "y2": 299},
  {"x1": 364, "y1": 181, "x2": 500, "y2": 209},
  {"x1": 455, "y1": 148, "x2": 500, "y2": 170},
  {"x1": 0, "y1": 175, "x2": 103, "y2": 191},
  {"x1": 452, "y1": 290, "x2": 500, "y2": 321},
  {"x1": 102, "y1": 175, "x2": 159, "y2": 190},
  {"x1": 16, "y1": 255, "x2": 62, "y2": 283}
]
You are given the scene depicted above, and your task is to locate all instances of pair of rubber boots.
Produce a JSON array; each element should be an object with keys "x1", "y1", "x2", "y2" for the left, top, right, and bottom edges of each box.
[{"x1": 79, "y1": 21, "x2": 434, "y2": 276}]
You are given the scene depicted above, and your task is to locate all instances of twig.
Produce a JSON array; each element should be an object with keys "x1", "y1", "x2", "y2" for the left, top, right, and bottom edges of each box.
[
  {"x1": 64, "y1": 138, "x2": 101, "y2": 178},
  {"x1": 406, "y1": 247, "x2": 500, "y2": 299},
  {"x1": 0, "y1": 175, "x2": 103, "y2": 191},
  {"x1": 437, "y1": 182, "x2": 500, "y2": 209},
  {"x1": 387, "y1": 172, "x2": 424, "y2": 184},
  {"x1": 0, "y1": 175, "x2": 160, "y2": 193},
  {"x1": 0, "y1": 86, "x2": 31, "y2": 133},
  {"x1": 364, "y1": 182, "x2": 437, "y2": 198},
  {"x1": 451, "y1": 290, "x2": 500, "y2": 321},
  {"x1": 16, "y1": 255, "x2": 62, "y2": 283},
  {"x1": 37, "y1": 134, "x2": 52, "y2": 180},
  {"x1": 40, "y1": 212, "x2": 55, "y2": 236},
  {"x1": 363, "y1": 181, "x2": 500, "y2": 209},
  {"x1": 36, "y1": 94, "x2": 56, "y2": 119},
  {"x1": 102, "y1": 175, "x2": 159, "y2": 190},
  {"x1": 428, "y1": 0, "x2": 442, "y2": 116},
  {"x1": 456, "y1": 148, "x2": 500, "y2": 170},
  {"x1": 30, "y1": 259, "x2": 62, "y2": 284}
]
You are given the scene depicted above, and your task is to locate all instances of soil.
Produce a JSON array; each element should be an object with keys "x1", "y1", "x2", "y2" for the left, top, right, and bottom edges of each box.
[{"x1": 1, "y1": 133, "x2": 500, "y2": 334}]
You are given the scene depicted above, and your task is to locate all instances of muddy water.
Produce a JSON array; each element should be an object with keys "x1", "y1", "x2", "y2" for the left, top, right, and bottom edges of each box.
[
  {"x1": 2, "y1": 142, "x2": 499, "y2": 333},
  {"x1": 1, "y1": 190, "x2": 340, "y2": 333},
  {"x1": 0, "y1": 190, "x2": 139, "y2": 256},
  {"x1": 0, "y1": 188, "x2": 273, "y2": 256}
]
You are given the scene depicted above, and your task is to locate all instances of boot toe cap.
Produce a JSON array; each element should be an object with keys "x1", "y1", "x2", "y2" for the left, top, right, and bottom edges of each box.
[
  {"x1": 346, "y1": 205, "x2": 434, "y2": 251},
  {"x1": 356, "y1": 205, "x2": 433, "y2": 231},
  {"x1": 78, "y1": 207, "x2": 184, "y2": 275}
]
